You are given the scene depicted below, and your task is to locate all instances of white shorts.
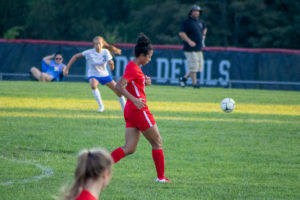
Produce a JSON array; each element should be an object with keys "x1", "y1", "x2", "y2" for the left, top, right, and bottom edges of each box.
[{"x1": 184, "y1": 51, "x2": 204, "y2": 72}]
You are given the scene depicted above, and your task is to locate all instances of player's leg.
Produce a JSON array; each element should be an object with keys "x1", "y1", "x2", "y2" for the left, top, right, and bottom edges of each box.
[
  {"x1": 30, "y1": 67, "x2": 52, "y2": 82},
  {"x1": 191, "y1": 51, "x2": 202, "y2": 88},
  {"x1": 180, "y1": 52, "x2": 194, "y2": 87},
  {"x1": 105, "y1": 80, "x2": 126, "y2": 111},
  {"x1": 29, "y1": 66, "x2": 38, "y2": 81},
  {"x1": 30, "y1": 67, "x2": 42, "y2": 80},
  {"x1": 89, "y1": 77, "x2": 104, "y2": 112},
  {"x1": 111, "y1": 127, "x2": 140, "y2": 163},
  {"x1": 186, "y1": 52, "x2": 200, "y2": 88},
  {"x1": 40, "y1": 73, "x2": 54, "y2": 82},
  {"x1": 142, "y1": 125, "x2": 170, "y2": 182},
  {"x1": 142, "y1": 125, "x2": 162, "y2": 149}
]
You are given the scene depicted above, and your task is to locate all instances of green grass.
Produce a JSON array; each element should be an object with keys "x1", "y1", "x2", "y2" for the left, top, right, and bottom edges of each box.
[{"x1": 0, "y1": 81, "x2": 300, "y2": 200}]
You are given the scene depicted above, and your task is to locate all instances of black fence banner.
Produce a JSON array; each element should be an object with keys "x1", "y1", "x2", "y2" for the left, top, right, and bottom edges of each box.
[{"x1": 1, "y1": 39, "x2": 300, "y2": 90}]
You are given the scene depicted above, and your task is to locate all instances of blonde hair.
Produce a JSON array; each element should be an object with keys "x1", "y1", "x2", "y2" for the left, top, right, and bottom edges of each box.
[
  {"x1": 65, "y1": 148, "x2": 113, "y2": 200},
  {"x1": 93, "y1": 36, "x2": 122, "y2": 55}
]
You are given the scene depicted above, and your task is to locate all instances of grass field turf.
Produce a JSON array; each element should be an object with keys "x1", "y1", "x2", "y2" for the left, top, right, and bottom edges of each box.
[{"x1": 0, "y1": 81, "x2": 299, "y2": 200}]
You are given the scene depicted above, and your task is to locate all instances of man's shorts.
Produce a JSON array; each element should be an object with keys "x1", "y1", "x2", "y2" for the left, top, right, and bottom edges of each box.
[
  {"x1": 124, "y1": 107, "x2": 156, "y2": 131},
  {"x1": 184, "y1": 51, "x2": 204, "y2": 72},
  {"x1": 88, "y1": 75, "x2": 113, "y2": 85}
]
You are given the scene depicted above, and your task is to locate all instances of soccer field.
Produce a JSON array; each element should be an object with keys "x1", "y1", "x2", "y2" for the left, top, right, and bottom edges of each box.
[{"x1": 0, "y1": 81, "x2": 299, "y2": 200}]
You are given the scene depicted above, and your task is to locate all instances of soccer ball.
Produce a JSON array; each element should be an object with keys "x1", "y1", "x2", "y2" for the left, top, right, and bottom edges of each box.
[{"x1": 221, "y1": 98, "x2": 235, "y2": 113}]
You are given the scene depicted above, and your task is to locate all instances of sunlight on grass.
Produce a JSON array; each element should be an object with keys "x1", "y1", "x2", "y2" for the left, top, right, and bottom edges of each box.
[
  {"x1": 150, "y1": 101, "x2": 300, "y2": 116},
  {"x1": 0, "y1": 111, "x2": 298, "y2": 125},
  {"x1": 1, "y1": 97, "x2": 300, "y2": 116}
]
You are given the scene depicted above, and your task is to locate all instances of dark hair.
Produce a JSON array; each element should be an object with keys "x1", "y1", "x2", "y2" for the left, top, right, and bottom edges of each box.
[
  {"x1": 65, "y1": 148, "x2": 113, "y2": 200},
  {"x1": 54, "y1": 51, "x2": 63, "y2": 57},
  {"x1": 134, "y1": 33, "x2": 153, "y2": 57}
]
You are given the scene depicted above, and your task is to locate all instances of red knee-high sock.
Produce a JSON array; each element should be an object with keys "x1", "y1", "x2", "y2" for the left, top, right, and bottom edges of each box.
[
  {"x1": 152, "y1": 149, "x2": 165, "y2": 179},
  {"x1": 111, "y1": 147, "x2": 125, "y2": 163}
]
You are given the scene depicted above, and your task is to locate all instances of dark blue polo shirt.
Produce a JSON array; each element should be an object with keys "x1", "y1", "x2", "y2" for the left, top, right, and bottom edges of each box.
[{"x1": 180, "y1": 17, "x2": 206, "y2": 51}]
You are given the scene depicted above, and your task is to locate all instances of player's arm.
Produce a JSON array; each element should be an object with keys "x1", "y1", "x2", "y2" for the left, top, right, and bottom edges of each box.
[
  {"x1": 62, "y1": 64, "x2": 66, "y2": 71},
  {"x1": 203, "y1": 28, "x2": 207, "y2": 41},
  {"x1": 179, "y1": 32, "x2": 196, "y2": 47},
  {"x1": 203, "y1": 28, "x2": 207, "y2": 36},
  {"x1": 43, "y1": 54, "x2": 55, "y2": 65},
  {"x1": 64, "y1": 53, "x2": 83, "y2": 76},
  {"x1": 145, "y1": 75, "x2": 151, "y2": 86},
  {"x1": 115, "y1": 77, "x2": 146, "y2": 109},
  {"x1": 108, "y1": 60, "x2": 114, "y2": 71}
]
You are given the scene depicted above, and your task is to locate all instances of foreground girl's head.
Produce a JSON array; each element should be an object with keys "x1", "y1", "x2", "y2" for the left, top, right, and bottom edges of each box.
[
  {"x1": 65, "y1": 148, "x2": 113, "y2": 200},
  {"x1": 134, "y1": 33, "x2": 153, "y2": 66}
]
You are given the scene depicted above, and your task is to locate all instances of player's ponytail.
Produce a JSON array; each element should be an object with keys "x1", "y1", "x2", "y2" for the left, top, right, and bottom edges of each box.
[
  {"x1": 65, "y1": 150, "x2": 88, "y2": 200},
  {"x1": 64, "y1": 148, "x2": 113, "y2": 200},
  {"x1": 93, "y1": 36, "x2": 122, "y2": 56},
  {"x1": 134, "y1": 33, "x2": 153, "y2": 57}
]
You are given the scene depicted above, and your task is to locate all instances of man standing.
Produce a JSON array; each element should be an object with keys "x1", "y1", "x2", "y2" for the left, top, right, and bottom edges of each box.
[{"x1": 179, "y1": 5, "x2": 207, "y2": 88}]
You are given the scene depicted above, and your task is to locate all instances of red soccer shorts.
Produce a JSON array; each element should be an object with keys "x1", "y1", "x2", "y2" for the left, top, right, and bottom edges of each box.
[{"x1": 124, "y1": 107, "x2": 156, "y2": 131}]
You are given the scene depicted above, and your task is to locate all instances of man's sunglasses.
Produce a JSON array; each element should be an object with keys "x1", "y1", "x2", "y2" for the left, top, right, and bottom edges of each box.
[{"x1": 55, "y1": 57, "x2": 62, "y2": 60}]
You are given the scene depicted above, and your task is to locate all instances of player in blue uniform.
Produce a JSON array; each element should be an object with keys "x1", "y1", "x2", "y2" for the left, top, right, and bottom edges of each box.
[{"x1": 30, "y1": 52, "x2": 66, "y2": 82}]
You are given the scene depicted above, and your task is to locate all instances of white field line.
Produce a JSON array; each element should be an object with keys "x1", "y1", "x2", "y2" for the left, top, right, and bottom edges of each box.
[{"x1": 0, "y1": 155, "x2": 54, "y2": 186}]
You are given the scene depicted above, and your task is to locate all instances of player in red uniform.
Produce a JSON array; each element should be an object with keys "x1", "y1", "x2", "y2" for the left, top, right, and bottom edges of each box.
[
  {"x1": 64, "y1": 148, "x2": 113, "y2": 200},
  {"x1": 111, "y1": 33, "x2": 170, "y2": 183}
]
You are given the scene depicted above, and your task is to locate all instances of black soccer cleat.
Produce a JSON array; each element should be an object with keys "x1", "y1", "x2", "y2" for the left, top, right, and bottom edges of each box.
[
  {"x1": 193, "y1": 84, "x2": 200, "y2": 89},
  {"x1": 179, "y1": 77, "x2": 187, "y2": 88}
]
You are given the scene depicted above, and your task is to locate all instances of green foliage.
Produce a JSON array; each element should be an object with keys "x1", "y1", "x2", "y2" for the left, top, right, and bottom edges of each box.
[
  {"x1": 122, "y1": 1, "x2": 189, "y2": 44},
  {"x1": 3, "y1": 26, "x2": 24, "y2": 39},
  {"x1": 0, "y1": 0, "x2": 299, "y2": 48}
]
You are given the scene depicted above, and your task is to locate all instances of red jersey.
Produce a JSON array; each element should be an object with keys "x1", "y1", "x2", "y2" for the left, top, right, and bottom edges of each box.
[
  {"x1": 76, "y1": 190, "x2": 97, "y2": 200},
  {"x1": 123, "y1": 61, "x2": 147, "y2": 110}
]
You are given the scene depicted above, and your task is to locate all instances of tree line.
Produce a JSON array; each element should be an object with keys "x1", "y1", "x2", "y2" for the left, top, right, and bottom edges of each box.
[{"x1": 0, "y1": 0, "x2": 299, "y2": 49}]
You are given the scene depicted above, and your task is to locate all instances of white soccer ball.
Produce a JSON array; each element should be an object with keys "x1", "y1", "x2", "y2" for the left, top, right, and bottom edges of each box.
[{"x1": 221, "y1": 98, "x2": 235, "y2": 113}]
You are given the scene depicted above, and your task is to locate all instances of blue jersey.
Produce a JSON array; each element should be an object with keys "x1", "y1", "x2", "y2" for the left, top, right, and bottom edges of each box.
[{"x1": 46, "y1": 60, "x2": 65, "y2": 80}]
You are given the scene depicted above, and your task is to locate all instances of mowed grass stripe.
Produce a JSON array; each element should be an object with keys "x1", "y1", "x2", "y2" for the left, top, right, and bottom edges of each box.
[
  {"x1": 1, "y1": 97, "x2": 300, "y2": 116},
  {"x1": 0, "y1": 111, "x2": 298, "y2": 124}
]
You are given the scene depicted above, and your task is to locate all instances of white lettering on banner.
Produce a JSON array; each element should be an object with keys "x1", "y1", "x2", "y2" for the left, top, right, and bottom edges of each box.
[
  {"x1": 115, "y1": 56, "x2": 128, "y2": 77},
  {"x1": 219, "y1": 60, "x2": 231, "y2": 86},
  {"x1": 114, "y1": 55, "x2": 231, "y2": 86},
  {"x1": 184, "y1": 59, "x2": 188, "y2": 74},
  {"x1": 170, "y1": 59, "x2": 182, "y2": 84},
  {"x1": 199, "y1": 61, "x2": 205, "y2": 85},
  {"x1": 156, "y1": 58, "x2": 169, "y2": 83},
  {"x1": 205, "y1": 60, "x2": 218, "y2": 85}
]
